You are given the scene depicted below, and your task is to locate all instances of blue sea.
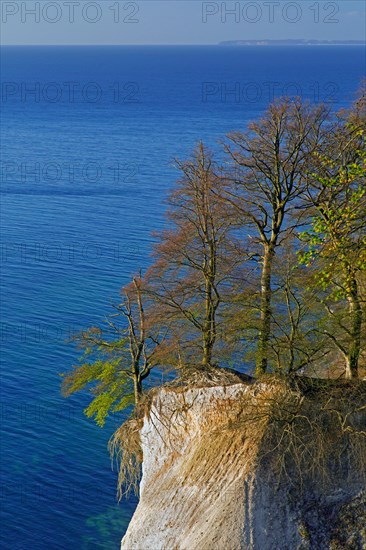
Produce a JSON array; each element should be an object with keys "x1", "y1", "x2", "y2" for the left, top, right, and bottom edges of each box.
[{"x1": 1, "y1": 45, "x2": 365, "y2": 549}]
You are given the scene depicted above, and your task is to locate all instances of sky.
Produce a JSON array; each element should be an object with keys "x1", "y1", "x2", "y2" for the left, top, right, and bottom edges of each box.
[{"x1": 1, "y1": 0, "x2": 365, "y2": 45}]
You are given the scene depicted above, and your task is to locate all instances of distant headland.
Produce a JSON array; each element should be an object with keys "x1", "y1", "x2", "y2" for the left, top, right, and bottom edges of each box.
[{"x1": 219, "y1": 39, "x2": 365, "y2": 46}]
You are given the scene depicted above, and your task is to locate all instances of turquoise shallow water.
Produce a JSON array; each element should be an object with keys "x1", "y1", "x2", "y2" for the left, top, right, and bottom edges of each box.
[{"x1": 0, "y1": 45, "x2": 365, "y2": 549}]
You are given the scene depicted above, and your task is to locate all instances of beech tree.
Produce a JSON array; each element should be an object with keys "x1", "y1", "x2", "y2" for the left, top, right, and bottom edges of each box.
[
  {"x1": 301, "y1": 142, "x2": 366, "y2": 378},
  {"x1": 223, "y1": 98, "x2": 330, "y2": 375},
  {"x1": 61, "y1": 274, "x2": 165, "y2": 425},
  {"x1": 63, "y1": 87, "x2": 366, "y2": 434},
  {"x1": 146, "y1": 143, "x2": 243, "y2": 370}
]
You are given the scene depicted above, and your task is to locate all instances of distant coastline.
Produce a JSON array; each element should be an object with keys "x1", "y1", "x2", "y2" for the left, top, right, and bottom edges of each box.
[{"x1": 219, "y1": 39, "x2": 366, "y2": 46}]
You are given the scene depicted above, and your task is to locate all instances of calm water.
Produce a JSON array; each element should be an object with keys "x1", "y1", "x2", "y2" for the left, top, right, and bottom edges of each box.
[{"x1": 0, "y1": 45, "x2": 365, "y2": 549}]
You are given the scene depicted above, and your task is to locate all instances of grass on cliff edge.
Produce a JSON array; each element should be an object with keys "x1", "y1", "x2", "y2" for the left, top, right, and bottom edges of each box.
[{"x1": 109, "y1": 370, "x2": 366, "y2": 500}]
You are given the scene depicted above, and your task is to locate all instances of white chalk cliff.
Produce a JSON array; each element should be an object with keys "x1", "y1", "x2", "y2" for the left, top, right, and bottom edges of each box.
[{"x1": 121, "y1": 378, "x2": 366, "y2": 550}]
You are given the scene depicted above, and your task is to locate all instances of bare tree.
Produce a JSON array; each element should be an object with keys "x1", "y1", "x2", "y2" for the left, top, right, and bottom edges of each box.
[
  {"x1": 147, "y1": 143, "x2": 244, "y2": 370},
  {"x1": 116, "y1": 274, "x2": 165, "y2": 403},
  {"x1": 62, "y1": 273, "x2": 166, "y2": 425},
  {"x1": 223, "y1": 98, "x2": 330, "y2": 375}
]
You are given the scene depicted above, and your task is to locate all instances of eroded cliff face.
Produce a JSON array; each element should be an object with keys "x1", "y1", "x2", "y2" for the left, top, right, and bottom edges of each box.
[{"x1": 121, "y1": 379, "x2": 366, "y2": 550}]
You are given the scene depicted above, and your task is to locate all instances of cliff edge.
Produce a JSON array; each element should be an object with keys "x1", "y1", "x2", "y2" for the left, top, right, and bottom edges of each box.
[{"x1": 120, "y1": 376, "x2": 366, "y2": 550}]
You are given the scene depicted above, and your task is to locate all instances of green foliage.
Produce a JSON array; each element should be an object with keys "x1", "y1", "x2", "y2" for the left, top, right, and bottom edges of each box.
[
  {"x1": 299, "y1": 148, "x2": 366, "y2": 299},
  {"x1": 62, "y1": 274, "x2": 162, "y2": 425},
  {"x1": 84, "y1": 391, "x2": 134, "y2": 427},
  {"x1": 61, "y1": 356, "x2": 135, "y2": 427}
]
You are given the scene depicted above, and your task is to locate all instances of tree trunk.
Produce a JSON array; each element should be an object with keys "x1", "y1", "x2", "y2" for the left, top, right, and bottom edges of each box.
[
  {"x1": 345, "y1": 276, "x2": 362, "y2": 379},
  {"x1": 202, "y1": 276, "x2": 215, "y2": 368},
  {"x1": 202, "y1": 236, "x2": 218, "y2": 369},
  {"x1": 256, "y1": 244, "x2": 275, "y2": 376},
  {"x1": 202, "y1": 338, "x2": 212, "y2": 368},
  {"x1": 133, "y1": 369, "x2": 143, "y2": 405}
]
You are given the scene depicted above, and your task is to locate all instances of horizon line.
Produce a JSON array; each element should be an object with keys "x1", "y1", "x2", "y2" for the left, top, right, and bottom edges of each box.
[{"x1": 1, "y1": 42, "x2": 365, "y2": 47}]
